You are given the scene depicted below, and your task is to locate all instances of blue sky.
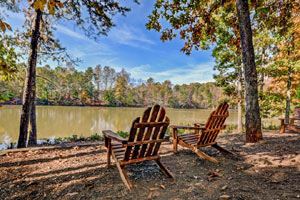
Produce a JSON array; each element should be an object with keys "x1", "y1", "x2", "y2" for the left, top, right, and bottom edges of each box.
[{"x1": 5, "y1": 0, "x2": 216, "y2": 85}]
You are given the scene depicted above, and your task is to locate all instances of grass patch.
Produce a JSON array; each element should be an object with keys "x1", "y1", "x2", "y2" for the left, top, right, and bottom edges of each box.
[
  {"x1": 263, "y1": 124, "x2": 280, "y2": 130},
  {"x1": 89, "y1": 133, "x2": 103, "y2": 141},
  {"x1": 117, "y1": 131, "x2": 129, "y2": 138}
]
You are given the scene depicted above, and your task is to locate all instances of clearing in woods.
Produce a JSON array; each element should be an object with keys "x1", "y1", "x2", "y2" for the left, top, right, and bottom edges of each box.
[{"x1": 0, "y1": 130, "x2": 300, "y2": 200}]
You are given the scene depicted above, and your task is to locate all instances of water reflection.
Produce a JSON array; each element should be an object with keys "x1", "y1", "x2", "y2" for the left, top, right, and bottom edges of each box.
[{"x1": 0, "y1": 105, "x2": 278, "y2": 143}]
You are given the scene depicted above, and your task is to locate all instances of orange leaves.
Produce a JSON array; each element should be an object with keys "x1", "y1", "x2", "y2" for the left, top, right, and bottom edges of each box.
[
  {"x1": 32, "y1": 0, "x2": 46, "y2": 11},
  {"x1": 0, "y1": 21, "x2": 12, "y2": 32},
  {"x1": 10, "y1": 0, "x2": 22, "y2": 4},
  {"x1": 0, "y1": 61, "x2": 16, "y2": 74},
  {"x1": 112, "y1": 3, "x2": 119, "y2": 8},
  {"x1": 31, "y1": 0, "x2": 64, "y2": 14}
]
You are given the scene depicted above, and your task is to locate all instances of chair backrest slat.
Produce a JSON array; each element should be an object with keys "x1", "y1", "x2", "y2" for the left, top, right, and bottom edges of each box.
[
  {"x1": 134, "y1": 122, "x2": 169, "y2": 128},
  {"x1": 138, "y1": 105, "x2": 160, "y2": 158},
  {"x1": 123, "y1": 105, "x2": 169, "y2": 161},
  {"x1": 197, "y1": 102, "x2": 229, "y2": 145},
  {"x1": 123, "y1": 117, "x2": 140, "y2": 161},
  {"x1": 130, "y1": 107, "x2": 152, "y2": 159},
  {"x1": 152, "y1": 116, "x2": 169, "y2": 156},
  {"x1": 146, "y1": 107, "x2": 167, "y2": 157}
]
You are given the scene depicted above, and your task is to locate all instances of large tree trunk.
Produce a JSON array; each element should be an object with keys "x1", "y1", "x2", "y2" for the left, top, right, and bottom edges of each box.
[
  {"x1": 236, "y1": 0, "x2": 263, "y2": 142},
  {"x1": 237, "y1": 67, "x2": 243, "y2": 133},
  {"x1": 259, "y1": 49, "x2": 265, "y2": 101},
  {"x1": 28, "y1": 74, "x2": 37, "y2": 146},
  {"x1": 17, "y1": 9, "x2": 42, "y2": 148},
  {"x1": 285, "y1": 67, "x2": 292, "y2": 123}
]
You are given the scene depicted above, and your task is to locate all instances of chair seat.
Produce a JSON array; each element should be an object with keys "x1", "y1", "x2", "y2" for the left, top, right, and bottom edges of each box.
[
  {"x1": 178, "y1": 133, "x2": 217, "y2": 147},
  {"x1": 178, "y1": 133, "x2": 200, "y2": 145},
  {"x1": 111, "y1": 142, "x2": 161, "y2": 162},
  {"x1": 286, "y1": 124, "x2": 300, "y2": 133},
  {"x1": 112, "y1": 143, "x2": 125, "y2": 160}
]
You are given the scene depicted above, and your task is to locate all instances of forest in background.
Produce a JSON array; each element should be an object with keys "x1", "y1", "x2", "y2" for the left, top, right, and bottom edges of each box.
[
  {"x1": 0, "y1": 63, "x2": 225, "y2": 109},
  {"x1": 1, "y1": 60, "x2": 299, "y2": 117}
]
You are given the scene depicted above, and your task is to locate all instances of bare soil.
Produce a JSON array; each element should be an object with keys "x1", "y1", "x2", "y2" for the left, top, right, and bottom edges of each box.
[{"x1": 0, "y1": 130, "x2": 300, "y2": 200}]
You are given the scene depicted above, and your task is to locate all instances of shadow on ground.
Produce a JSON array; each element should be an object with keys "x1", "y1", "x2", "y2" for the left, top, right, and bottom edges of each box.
[{"x1": 0, "y1": 131, "x2": 300, "y2": 200}]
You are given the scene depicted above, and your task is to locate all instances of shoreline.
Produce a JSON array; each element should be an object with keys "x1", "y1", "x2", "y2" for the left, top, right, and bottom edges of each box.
[
  {"x1": 0, "y1": 133, "x2": 105, "y2": 151},
  {"x1": 0, "y1": 103, "x2": 223, "y2": 110},
  {"x1": 0, "y1": 141, "x2": 103, "y2": 157}
]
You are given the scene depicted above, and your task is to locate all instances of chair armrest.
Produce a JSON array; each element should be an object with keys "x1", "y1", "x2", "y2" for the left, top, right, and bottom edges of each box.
[
  {"x1": 102, "y1": 130, "x2": 127, "y2": 144},
  {"x1": 170, "y1": 125, "x2": 205, "y2": 130},
  {"x1": 194, "y1": 123, "x2": 205, "y2": 127},
  {"x1": 279, "y1": 118, "x2": 300, "y2": 121},
  {"x1": 170, "y1": 125, "x2": 205, "y2": 139}
]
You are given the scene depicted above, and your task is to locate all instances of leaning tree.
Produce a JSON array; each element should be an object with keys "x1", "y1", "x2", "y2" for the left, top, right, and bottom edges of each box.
[{"x1": 1, "y1": 0, "x2": 134, "y2": 148}]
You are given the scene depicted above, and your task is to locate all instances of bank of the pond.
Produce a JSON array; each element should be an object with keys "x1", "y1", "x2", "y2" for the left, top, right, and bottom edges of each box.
[
  {"x1": 1, "y1": 102, "x2": 217, "y2": 109},
  {"x1": 0, "y1": 133, "x2": 105, "y2": 151}
]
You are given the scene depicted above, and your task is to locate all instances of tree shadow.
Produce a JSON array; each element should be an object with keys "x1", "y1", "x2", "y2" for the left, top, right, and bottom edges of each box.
[
  {"x1": 0, "y1": 148, "x2": 105, "y2": 168},
  {"x1": 1, "y1": 132, "x2": 300, "y2": 200},
  {"x1": 2, "y1": 155, "x2": 177, "y2": 200}
]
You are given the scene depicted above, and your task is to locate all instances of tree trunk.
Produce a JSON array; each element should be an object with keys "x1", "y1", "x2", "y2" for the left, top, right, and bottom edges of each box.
[
  {"x1": 285, "y1": 35, "x2": 294, "y2": 124},
  {"x1": 285, "y1": 67, "x2": 292, "y2": 123},
  {"x1": 259, "y1": 49, "x2": 265, "y2": 101},
  {"x1": 17, "y1": 9, "x2": 42, "y2": 148},
  {"x1": 237, "y1": 67, "x2": 243, "y2": 133},
  {"x1": 236, "y1": 0, "x2": 263, "y2": 142},
  {"x1": 28, "y1": 73, "x2": 37, "y2": 146}
]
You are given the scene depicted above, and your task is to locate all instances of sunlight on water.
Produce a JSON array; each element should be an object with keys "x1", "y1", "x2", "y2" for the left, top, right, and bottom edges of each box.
[{"x1": 0, "y1": 133, "x2": 13, "y2": 150}]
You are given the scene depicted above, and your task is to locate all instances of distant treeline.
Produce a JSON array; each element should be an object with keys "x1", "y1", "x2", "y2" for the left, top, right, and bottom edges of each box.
[{"x1": 1, "y1": 64, "x2": 226, "y2": 109}]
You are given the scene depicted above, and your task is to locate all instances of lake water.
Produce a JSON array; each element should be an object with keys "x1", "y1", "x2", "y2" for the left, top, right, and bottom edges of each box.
[{"x1": 0, "y1": 105, "x2": 279, "y2": 144}]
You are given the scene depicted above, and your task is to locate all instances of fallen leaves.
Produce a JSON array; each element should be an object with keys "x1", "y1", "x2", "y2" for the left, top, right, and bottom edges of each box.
[
  {"x1": 148, "y1": 191, "x2": 160, "y2": 199},
  {"x1": 220, "y1": 194, "x2": 231, "y2": 199},
  {"x1": 231, "y1": 147, "x2": 239, "y2": 152},
  {"x1": 221, "y1": 185, "x2": 228, "y2": 191},
  {"x1": 149, "y1": 187, "x2": 160, "y2": 191},
  {"x1": 66, "y1": 192, "x2": 78, "y2": 196},
  {"x1": 183, "y1": 189, "x2": 191, "y2": 193},
  {"x1": 207, "y1": 169, "x2": 223, "y2": 181},
  {"x1": 1, "y1": 132, "x2": 299, "y2": 200},
  {"x1": 195, "y1": 182, "x2": 206, "y2": 189}
]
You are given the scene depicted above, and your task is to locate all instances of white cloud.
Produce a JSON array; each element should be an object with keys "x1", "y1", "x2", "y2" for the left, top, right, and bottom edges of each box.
[
  {"x1": 56, "y1": 25, "x2": 87, "y2": 41},
  {"x1": 55, "y1": 25, "x2": 114, "y2": 58},
  {"x1": 5, "y1": 11, "x2": 24, "y2": 21},
  {"x1": 115, "y1": 62, "x2": 215, "y2": 85},
  {"x1": 109, "y1": 24, "x2": 155, "y2": 49}
]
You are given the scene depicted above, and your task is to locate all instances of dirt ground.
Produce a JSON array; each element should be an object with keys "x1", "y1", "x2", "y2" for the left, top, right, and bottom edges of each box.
[{"x1": 0, "y1": 130, "x2": 300, "y2": 200}]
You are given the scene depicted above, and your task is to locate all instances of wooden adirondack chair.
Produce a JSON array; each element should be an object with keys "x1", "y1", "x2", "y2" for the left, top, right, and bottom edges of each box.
[
  {"x1": 170, "y1": 102, "x2": 232, "y2": 164},
  {"x1": 103, "y1": 105, "x2": 174, "y2": 190},
  {"x1": 279, "y1": 118, "x2": 300, "y2": 133}
]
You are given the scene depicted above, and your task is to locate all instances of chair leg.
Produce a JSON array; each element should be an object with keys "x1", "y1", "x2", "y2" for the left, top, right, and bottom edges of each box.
[
  {"x1": 280, "y1": 119, "x2": 285, "y2": 133},
  {"x1": 212, "y1": 143, "x2": 233, "y2": 155},
  {"x1": 192, "y1": 146, "x2": 218, "y2": 164},
  {"x1": 173, "y1": 138, "x2": 178, "y2": 153},
  {"x1": 155, "y1": 159, "x2": 174, "y2": 179},
  {"x1": 116, "y1": 162, "x2": 133, "y2": 191},
  {"x1": 172, "y1": 129, "x2": 178, "y2": 153},
  {"x1": 105, "y1": 137, "x2": 111, "y2": 167}
]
